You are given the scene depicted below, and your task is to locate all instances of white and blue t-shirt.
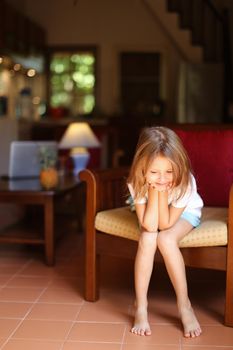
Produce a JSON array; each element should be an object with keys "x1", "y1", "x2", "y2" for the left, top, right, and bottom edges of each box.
[{"x1": 128, "y1": 174, "x2": 203, "y2": 219}]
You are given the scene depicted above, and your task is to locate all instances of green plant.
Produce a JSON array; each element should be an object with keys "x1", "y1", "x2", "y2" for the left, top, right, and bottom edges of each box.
[{"x1": 39, "y1": 146, "x2": 57, "y2": 170}]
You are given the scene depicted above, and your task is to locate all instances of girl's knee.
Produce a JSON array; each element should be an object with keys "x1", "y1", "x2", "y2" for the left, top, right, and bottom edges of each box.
[
  {"x1": 138, "y1": 231, "x2": 158, "y2": 251},
  {"x1": 157, "y1": 230, "x2": 177, "y2": 251}
]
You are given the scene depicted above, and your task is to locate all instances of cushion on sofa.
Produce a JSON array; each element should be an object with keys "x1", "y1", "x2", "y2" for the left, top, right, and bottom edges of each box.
[
  {"x1": 174, "y1": 129, "x2": 233, "y2": 207},
  {"x1": 95, "y1": 206, "x2": 228, "y2": 248}
]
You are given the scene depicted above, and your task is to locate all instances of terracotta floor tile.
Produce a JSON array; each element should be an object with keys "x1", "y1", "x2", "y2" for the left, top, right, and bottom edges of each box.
[
  {"x1": 133, "y1": 296, "x2": 180, "y2": 326},
  {"x1": 0, "y1": 339, "x2": 7, "y2": 347},
  {"x1": 67, "y1": 322, "x2": 125, "y2": 342},
  {"x1": 12, "y1": 319, "x2": 72, "y2": 340},
  {"x1": 0, "y1": 287, "x2": 43, "y2": 302},
  {"x1": 48, "y1": 277, "x2": 83, "y2": 289},
  {"x1": 6, "y1": 276, "x2": 51, "y2": 288},
  {"x1": 191, "y1": 304, "x2": 224, "y2": 325},
  {"x1": 0, "y1": 275, "x2": 11, "y2": 286},
  {"x1": 0, "y1": 256, "x2": 30, "y2": 266},
  {"x1": 38, "y1": 287, "x2": 84, "y2": 304},
  {"x1": 181, "y1": 325, "x2": 233, "y2": 346},
  {"x1": 0, "y1": 266, "x2": 22, "y2": 275},
  {"x1": 124, "y1": 325, "x2": 181, "y2": 345},
  {"x1": 77, "y1": 302, "x2": 131, "y2": 323},
  {"x1": 97, "y1": 288, "x2": 134, "y2": 307},
  {"x1": 26, "y1": 303, "x2": 81, "y2": 321},
  {"x1": 19, "y1": 261, "x2": 57, "y2": 277},
  {"x1": 54, "y1": 264, "x2": 84, "y2": 278},
  {"x1": 183, "y1": 347, "x2": 233, "y2": 350},
  {"x1": 122, "y1": 345, "x2": 180, "y2": 350},
  {"x1": 1, "y1": 339, "x2": 62, "y2": 350},
  {"x1": 63, "y1": 342, "x2": 121, "y2": 350},
  {"x1": 146, "y1": 292, "x2": 222, "y2": 326},
  {"x1": 0, "y1": 230, "x2": 232, "y2": 348},
  {"x1": 0, "y1": 319, "x2": 21, "y2": 338},
  {"x1": 0, "y1": 302, "x2": 32, "y2": 318}
]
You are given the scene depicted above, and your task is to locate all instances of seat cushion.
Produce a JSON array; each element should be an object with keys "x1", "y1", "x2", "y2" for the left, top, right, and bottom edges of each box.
[{"x1": 95, "y1": 206, "x2": 228, "y2": 247}]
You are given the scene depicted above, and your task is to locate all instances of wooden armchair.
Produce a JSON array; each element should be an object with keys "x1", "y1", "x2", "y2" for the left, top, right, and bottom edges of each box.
[
  {"x1": 80, "y1": 126, "x2": 233, "y2": 328},
  {"x1": 80, "y1": 165, "x2": 233, "y2": 327}
]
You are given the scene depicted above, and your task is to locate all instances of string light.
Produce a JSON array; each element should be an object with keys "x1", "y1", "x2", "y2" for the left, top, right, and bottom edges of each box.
[
  {"x1": 13, "y1": 63, "x2": 21, "y2": 71},
  {"x1": 27, "y1": 68, "x2": 36, "y2": 77},
  {"x1": 0, "y1": 55, "x2": 38, "y2": 77}
]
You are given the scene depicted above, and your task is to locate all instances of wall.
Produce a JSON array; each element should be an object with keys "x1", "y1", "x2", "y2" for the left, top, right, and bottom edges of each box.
[
  {"x1": 177, "y1": 62, "x2": 223, "y2": 123},
  {"x1": 0, "y1": 118, "x2": 18, "y2": 175},
  {"x1": 7, "y1": 0, "x2": 233, "y2": 122},
  {"x1": 0, "y1": 118, "x2": 24, "y2": 229},
  {"x1": 17, "y1": 0, "x2": 190, "y2": 121}
]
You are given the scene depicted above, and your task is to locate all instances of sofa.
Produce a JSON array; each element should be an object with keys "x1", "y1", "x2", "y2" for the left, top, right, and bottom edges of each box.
[{"x1": 80, "y1": 124, "x2": 233, "y2": 327}]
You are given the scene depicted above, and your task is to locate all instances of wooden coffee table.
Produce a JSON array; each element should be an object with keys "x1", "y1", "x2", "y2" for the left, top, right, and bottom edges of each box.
[{"x1": 0, "y1": 175, "x2": 81, "y2": 265}]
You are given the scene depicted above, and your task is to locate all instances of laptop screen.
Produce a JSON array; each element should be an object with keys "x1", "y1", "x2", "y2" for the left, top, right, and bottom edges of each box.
[{"x1": 8, "y1": 141, "x2": 58, "y2": 179}]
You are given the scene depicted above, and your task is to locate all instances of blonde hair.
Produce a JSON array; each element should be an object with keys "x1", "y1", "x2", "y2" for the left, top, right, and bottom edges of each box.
[{"x1": 127, "y1": 126, "x2": 192, "y2": 200}]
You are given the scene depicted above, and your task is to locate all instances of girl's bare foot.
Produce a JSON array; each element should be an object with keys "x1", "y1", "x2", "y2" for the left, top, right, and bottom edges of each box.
[
  {"x1": 179, "y1": 304, "x2": 202, "y2": 338},
  {"x1": 131, "y1": 308, "x2": 151, "y2": 336}
]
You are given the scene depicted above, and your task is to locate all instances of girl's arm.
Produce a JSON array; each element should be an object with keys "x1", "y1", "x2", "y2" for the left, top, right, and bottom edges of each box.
[
  {"x1": 135, "y1": 185, "x2": 159, "y2": 232},
  {"x1": 158, "y1": 191, "x2": 185, "y2": 230}
]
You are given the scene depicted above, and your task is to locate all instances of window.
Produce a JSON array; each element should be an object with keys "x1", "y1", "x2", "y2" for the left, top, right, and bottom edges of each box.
[
  {"x1": 48, "y1": 46, "x2": 97, "y2": 116},
  {"x1": 120, "y1": 52, "x2": 161, "y2": 116}
]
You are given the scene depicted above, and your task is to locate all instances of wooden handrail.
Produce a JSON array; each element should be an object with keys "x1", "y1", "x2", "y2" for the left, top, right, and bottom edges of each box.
[{"x1": 204, "y1": 0, "x2": 224, "y2": 22}]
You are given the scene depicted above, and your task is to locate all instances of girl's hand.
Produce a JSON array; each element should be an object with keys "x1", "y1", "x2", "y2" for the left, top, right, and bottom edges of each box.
[
  {"x1": 148, "y1": 182, "x2": 172, "y2": 192},
  {"x1": 147, "y1": 181, "x2": 157, "y2": 190}
]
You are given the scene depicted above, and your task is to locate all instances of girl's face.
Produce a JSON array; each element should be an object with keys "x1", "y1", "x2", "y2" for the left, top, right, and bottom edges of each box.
[{"x1": 145, "y1": 155, "x2": 174, "y2": 191}]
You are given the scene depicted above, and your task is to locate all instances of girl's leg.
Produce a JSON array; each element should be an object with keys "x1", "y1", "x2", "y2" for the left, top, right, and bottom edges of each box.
[
  {"x1": 157, "y1": 219, "x2": 202, "y2": 338},
  {"x1": 131, "y1": 230, "x2": 158, "y2": 336}
]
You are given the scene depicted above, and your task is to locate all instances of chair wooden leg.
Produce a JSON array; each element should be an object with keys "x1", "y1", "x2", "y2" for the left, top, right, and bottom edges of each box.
[
  {"x1": 85, "y1": 228, "x2": 99, "y2": 301},
  {"x1": 225, "y1": 247, "x2": 233, "y2": 327}
]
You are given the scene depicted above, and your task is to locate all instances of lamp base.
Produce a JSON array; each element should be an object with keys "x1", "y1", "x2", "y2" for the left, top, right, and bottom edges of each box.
[{"x1": 71, "y1": 152, "x2": 90, "y2": 176}]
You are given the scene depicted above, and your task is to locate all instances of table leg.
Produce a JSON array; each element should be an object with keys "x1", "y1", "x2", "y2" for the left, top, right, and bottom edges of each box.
[{"x1": 44, "y1": 197, "x2": 54, "y2": 266}]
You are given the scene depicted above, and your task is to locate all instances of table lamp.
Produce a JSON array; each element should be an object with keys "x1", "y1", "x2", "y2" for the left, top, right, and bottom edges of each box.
[{"x1": 59, "y1": 122, "x2": 100, "y2": 176}]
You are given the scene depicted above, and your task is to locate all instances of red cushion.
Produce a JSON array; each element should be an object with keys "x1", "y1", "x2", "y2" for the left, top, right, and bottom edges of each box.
[{"x1": 174, "y1": 129, "x2": 233, "y2": 206}]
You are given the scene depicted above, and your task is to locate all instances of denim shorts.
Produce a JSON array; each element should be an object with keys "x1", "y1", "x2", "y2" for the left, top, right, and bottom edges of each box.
[{"x1": 180, "y1": 212, "x2": 200, "y2": 227}]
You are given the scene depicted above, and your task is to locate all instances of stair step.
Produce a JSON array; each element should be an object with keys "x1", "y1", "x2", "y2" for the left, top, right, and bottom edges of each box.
[
  {"x1": 167, "y1": 0, "x2": 182, "y2": 12},
  {"x1": 179, "y1": 0, "x2": 193, "y2": 29},
  {"x1": 190, "y1": 0, "x2": 204, "y2": 45},
  {"x1": 147, "y1": 0, "x2": 203, "y2": 63},
  {"x1": 203, "y1": 4, "x2": 219, "y2": 62},
  {"x1": 167, "y1": 0, "x2": 224, "y2": 63}
]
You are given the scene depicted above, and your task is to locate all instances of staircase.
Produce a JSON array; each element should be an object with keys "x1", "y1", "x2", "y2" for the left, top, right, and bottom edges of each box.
[
  {"x1": 167, "y1": 0, "x2": 225, "y2": 63},
  {"x1": 142, "y1": 0, "x2": 203, "y2": 63},
  {"x1": 168, "y1": 0, "x2": 233, "y2": 121},
  {"x1": 143, "y1": 0, "x2": 233, "y2": 121}
]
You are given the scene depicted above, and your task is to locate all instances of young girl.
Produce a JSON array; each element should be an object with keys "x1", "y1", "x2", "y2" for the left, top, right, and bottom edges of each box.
[{"x1": 127, "y1": 126, "x2": 203, "y2": 338}]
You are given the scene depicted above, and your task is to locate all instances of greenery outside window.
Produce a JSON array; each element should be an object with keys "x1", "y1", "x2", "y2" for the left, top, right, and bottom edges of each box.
[{"x1": 47, "y1": 46, "x2": 97, "y2": 117}]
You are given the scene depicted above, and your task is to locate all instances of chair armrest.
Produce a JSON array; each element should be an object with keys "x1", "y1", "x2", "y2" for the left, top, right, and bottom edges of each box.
[
  {"x1": 79, "y1": 167, "x2": 129, "y2": 217},
  {"x1": 80, "y1": 168, "x2": 130, "y2": 302}
]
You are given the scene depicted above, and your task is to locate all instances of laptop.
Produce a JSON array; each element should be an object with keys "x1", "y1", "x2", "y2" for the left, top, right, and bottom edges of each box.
[{"x1": 8, "y1": 141, "x2": 58, "y2": 179}]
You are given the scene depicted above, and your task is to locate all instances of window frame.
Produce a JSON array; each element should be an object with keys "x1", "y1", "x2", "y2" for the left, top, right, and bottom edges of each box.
[{"x1": 45, "y1": 45, "x2": 98, "y2": 116}]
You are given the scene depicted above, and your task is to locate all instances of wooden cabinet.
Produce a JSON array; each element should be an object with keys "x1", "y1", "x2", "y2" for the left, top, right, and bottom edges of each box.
[{"x1": 120, "y1": 52, "x2": 162, "y2": 116}]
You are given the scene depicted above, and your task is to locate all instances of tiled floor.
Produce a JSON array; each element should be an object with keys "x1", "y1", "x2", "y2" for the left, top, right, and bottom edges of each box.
[{"x1": 0, "y1": 231, "x2": 233, "y2": 350}]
